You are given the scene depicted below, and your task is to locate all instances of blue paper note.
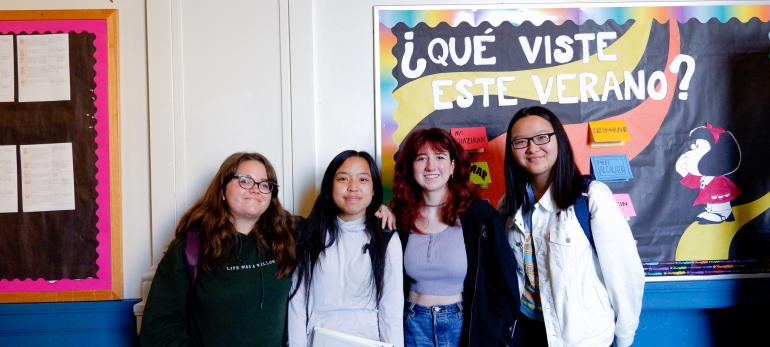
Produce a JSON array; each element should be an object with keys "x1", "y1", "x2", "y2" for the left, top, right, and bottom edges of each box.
[{"x1": 590, "y1": 154, "x2": 633, "y2": 182}]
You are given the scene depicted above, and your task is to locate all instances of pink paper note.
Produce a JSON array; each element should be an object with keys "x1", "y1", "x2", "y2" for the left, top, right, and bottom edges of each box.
[{"x1": 614, "y1": 193, "x2": 636, "y2": 219}]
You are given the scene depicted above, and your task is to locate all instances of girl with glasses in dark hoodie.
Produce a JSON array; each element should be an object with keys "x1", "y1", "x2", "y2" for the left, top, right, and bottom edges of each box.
[{"x1": 141, "y1": 152, "x2": 295, "y2": 346}]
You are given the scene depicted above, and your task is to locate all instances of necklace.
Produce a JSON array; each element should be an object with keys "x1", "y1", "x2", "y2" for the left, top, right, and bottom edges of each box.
[{"x1": 423, "y1": 202, "x2": 444, "y2": 207}]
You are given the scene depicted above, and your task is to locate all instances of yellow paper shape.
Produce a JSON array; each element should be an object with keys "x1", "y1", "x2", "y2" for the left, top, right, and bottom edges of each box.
[
  {"x1": 469, "y1": 162, "x2": 491, "y2": 187},
  {"x1": 589, "y1": 119, "x2": 631, "y2": 147}
]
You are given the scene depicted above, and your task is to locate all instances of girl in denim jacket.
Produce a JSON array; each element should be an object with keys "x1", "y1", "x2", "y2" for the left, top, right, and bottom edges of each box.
[{"x1": 499, "y1": 107, "x2": 645, "y2": 347}]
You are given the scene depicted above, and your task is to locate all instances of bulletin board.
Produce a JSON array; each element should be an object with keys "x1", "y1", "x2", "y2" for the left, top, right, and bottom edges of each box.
[
  {"x1": 375, "y1": 3, "x2": 770, "y2": 280},
  {"x1": 0, "y1": 10, "x2": 121, "y2": 302}
]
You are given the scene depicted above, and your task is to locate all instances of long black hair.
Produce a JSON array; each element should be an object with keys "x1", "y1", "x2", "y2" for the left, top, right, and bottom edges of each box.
[
  {"x1": 501, "y1": 106, "x2": 586, "y2": 218},
  {"x1": 290, "y1": 150, "x2": 388, "y2": 304}
]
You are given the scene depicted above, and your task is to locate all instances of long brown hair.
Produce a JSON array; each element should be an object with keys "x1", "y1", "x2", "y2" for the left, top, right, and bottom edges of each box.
[
  {"x1": 174, "y1": 152, "x2": 296, "y2": 277},
  {"x1": 391, "y1": 128, "x2": 477, "y2": 233}
]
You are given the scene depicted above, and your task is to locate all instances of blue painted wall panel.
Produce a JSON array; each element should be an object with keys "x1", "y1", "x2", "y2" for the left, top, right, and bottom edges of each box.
[
  {"x1": 636, "y1": 309, "x2": 714, "y2": 347},
  {"x1": 0, "y1": 300, "x2": 139, "y2": 347},
  {"x1": 1, "y1": 279, "x2": 769, "y2": 346}
]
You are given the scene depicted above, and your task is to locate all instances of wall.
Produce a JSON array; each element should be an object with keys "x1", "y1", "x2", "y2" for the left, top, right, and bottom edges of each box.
[
  {"x1": 146, "y1": 0, "x2": 290, "y2": 263},
  {"x1": 146, "y1": 0, "x2": 317, "y2": 260},
  {"x1": 0, "y1": 300, "x2": 139, "y2": 346}
]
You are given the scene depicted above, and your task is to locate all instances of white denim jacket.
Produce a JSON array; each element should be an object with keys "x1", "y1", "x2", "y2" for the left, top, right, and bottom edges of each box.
[{"x1": 506, "y1": 181, "x2": 644, "y2": 347}]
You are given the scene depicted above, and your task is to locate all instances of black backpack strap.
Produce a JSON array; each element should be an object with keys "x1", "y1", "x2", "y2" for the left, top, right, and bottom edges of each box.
[{"x1": 184, "y1": 230, "x2": 200, "y2": 285}]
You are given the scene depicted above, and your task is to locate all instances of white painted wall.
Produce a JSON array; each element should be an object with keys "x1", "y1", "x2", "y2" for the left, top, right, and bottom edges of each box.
[
  {"x1": 146, "y1": 0, "x2": 289, "y2": 269},
  {"x1": 145, "y1": 0, "x2": 315, "y2": 303},
  {"x1": 146, "y1": 0, "x2": 320, "y2": 278}
]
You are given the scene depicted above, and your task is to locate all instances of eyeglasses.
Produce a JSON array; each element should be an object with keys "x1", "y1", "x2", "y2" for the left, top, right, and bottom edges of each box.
[
  {"x1": 510, "y1": 133, "x2": 555, "y2": 149},
  {"x1": 233, "y1": 175, "x2": 278, "y2": 194}
]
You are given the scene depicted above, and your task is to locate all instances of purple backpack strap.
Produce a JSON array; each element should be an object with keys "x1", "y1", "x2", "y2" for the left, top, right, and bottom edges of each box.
[{"x1": 184, "y1": 230, "x2": 200, "y2": 285}]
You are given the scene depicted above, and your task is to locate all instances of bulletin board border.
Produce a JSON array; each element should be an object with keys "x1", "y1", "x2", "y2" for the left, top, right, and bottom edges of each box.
[{"x1": 0, "y1": 9, "x2": 121, "y2": 303}]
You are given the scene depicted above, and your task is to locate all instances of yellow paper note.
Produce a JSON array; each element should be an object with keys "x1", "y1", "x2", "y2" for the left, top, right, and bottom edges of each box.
[{"x1": 589, "y1": 119, "x2": 631, "y2": 147}]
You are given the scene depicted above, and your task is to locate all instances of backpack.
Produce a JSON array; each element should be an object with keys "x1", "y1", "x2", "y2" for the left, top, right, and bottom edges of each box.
[
  {"x1": 184, "y1": 230, "x2": 201, "y2": 285},
  {"x1": 574, "y1": 176, "x2": 595, "y2": 252}
]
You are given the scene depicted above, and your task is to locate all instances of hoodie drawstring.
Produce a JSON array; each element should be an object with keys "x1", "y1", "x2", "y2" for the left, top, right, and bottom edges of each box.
[
  {"x1": 235, "y1": 234, "x2": 243, "y2": 262},
  {"x1": 258, "y1": 265, "x2": 264, "y2": 309}
]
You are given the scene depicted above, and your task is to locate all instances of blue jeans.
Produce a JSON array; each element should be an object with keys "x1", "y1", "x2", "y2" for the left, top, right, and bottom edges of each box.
[{"x1": 404, "y1": 301, "x2": 463, "y2": 347}]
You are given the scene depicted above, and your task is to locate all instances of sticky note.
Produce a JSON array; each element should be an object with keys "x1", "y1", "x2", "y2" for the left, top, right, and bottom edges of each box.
[
  {"x1": 451, "y1": 127, "x2": 488, "y2": 151},
  {"x1": 469, "y1": 161, "x2": 491, "y2": 187},
  {"x1": 614, "y1": 193, "x2": 636, "y2": 220},
  {"x1": 590, "y1": 154, "x2": 633, "y2": 182},
  {"x1": 589, "y1": 119, "x2": 630, "y2": 147}
]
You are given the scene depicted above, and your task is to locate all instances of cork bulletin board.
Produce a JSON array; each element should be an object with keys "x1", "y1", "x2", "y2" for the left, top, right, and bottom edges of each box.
[{"x1": 0, "y1": 10, "x2": 121, "y2": 303}]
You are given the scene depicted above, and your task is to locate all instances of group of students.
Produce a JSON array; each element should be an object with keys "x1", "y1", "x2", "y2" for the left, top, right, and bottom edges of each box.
[{"x1": 140, "y1": 106, "x2": 645, "y2": 347}]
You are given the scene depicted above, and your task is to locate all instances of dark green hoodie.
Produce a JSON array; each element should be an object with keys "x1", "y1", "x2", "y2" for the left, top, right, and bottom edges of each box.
[{"x1": 140, "y1": 231, "x2": 291, "y2": 347}]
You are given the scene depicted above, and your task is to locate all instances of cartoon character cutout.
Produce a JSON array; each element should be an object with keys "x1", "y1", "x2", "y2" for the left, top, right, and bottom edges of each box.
[{"x1": 675, "y1": 123, "x2": 742, "y2": 224}]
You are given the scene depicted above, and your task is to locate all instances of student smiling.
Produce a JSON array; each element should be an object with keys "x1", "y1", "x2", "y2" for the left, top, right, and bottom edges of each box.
[
  {"x1": 288, "y1": 150, "x2": 404, "y2": 347},
  {"x1": 499, "y1": 107, "x2": 645, "y2": 347},
  {"x1": 140, "y1": 152, "x2": 296, "y2": 347},
  {"x1": 391, "y1": 128, "x2": 519, "y2": 347}
]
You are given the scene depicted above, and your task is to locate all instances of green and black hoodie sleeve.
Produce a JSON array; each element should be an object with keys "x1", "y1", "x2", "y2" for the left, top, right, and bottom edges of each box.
[{"x1": 140, "y1": 237, "x2": 193, "y2": 347}]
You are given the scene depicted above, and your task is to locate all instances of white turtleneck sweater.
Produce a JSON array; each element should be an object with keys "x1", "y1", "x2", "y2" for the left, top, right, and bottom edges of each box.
[{"x1": 288, "y1": 216, "x2": 404, "y2": 347}]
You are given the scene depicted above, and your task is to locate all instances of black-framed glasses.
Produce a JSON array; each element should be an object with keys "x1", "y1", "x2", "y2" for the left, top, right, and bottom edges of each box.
[
  {"x1": 233, "y1": 175, "x2": 278, "y2": 194},
  {"x1": 510, "y1": 132, "x2": 555, "y2": 149}
]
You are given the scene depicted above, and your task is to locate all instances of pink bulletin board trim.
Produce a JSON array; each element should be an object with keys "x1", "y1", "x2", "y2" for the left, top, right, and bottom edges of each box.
[{"x1": 0, "y1": 20, "x2": 111, "y2": 292}]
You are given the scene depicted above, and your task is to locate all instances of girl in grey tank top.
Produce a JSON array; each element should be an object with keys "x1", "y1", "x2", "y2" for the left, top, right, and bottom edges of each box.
[{"x1": 404, "y1": 225, "x2": 467, "y2": 296}]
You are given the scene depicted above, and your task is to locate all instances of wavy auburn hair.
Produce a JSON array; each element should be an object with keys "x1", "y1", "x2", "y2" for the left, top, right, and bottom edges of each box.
[
  {"x1": 391, "y1": 128, "x2": 477, "y2": 233},
  {"x1": 174, "y1": 152, "x2": 296, "y2": 277}
]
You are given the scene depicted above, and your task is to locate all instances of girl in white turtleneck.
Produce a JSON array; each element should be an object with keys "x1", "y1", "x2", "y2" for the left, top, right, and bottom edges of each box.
[{"x1": 288, "y1": 150, "x2": 404, "y2": 347}]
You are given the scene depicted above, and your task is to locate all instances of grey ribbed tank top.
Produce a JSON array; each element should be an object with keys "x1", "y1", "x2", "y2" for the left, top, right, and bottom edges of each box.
[{"x1": 404, "y1": 225, "x2": 467, "y2": 296}]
